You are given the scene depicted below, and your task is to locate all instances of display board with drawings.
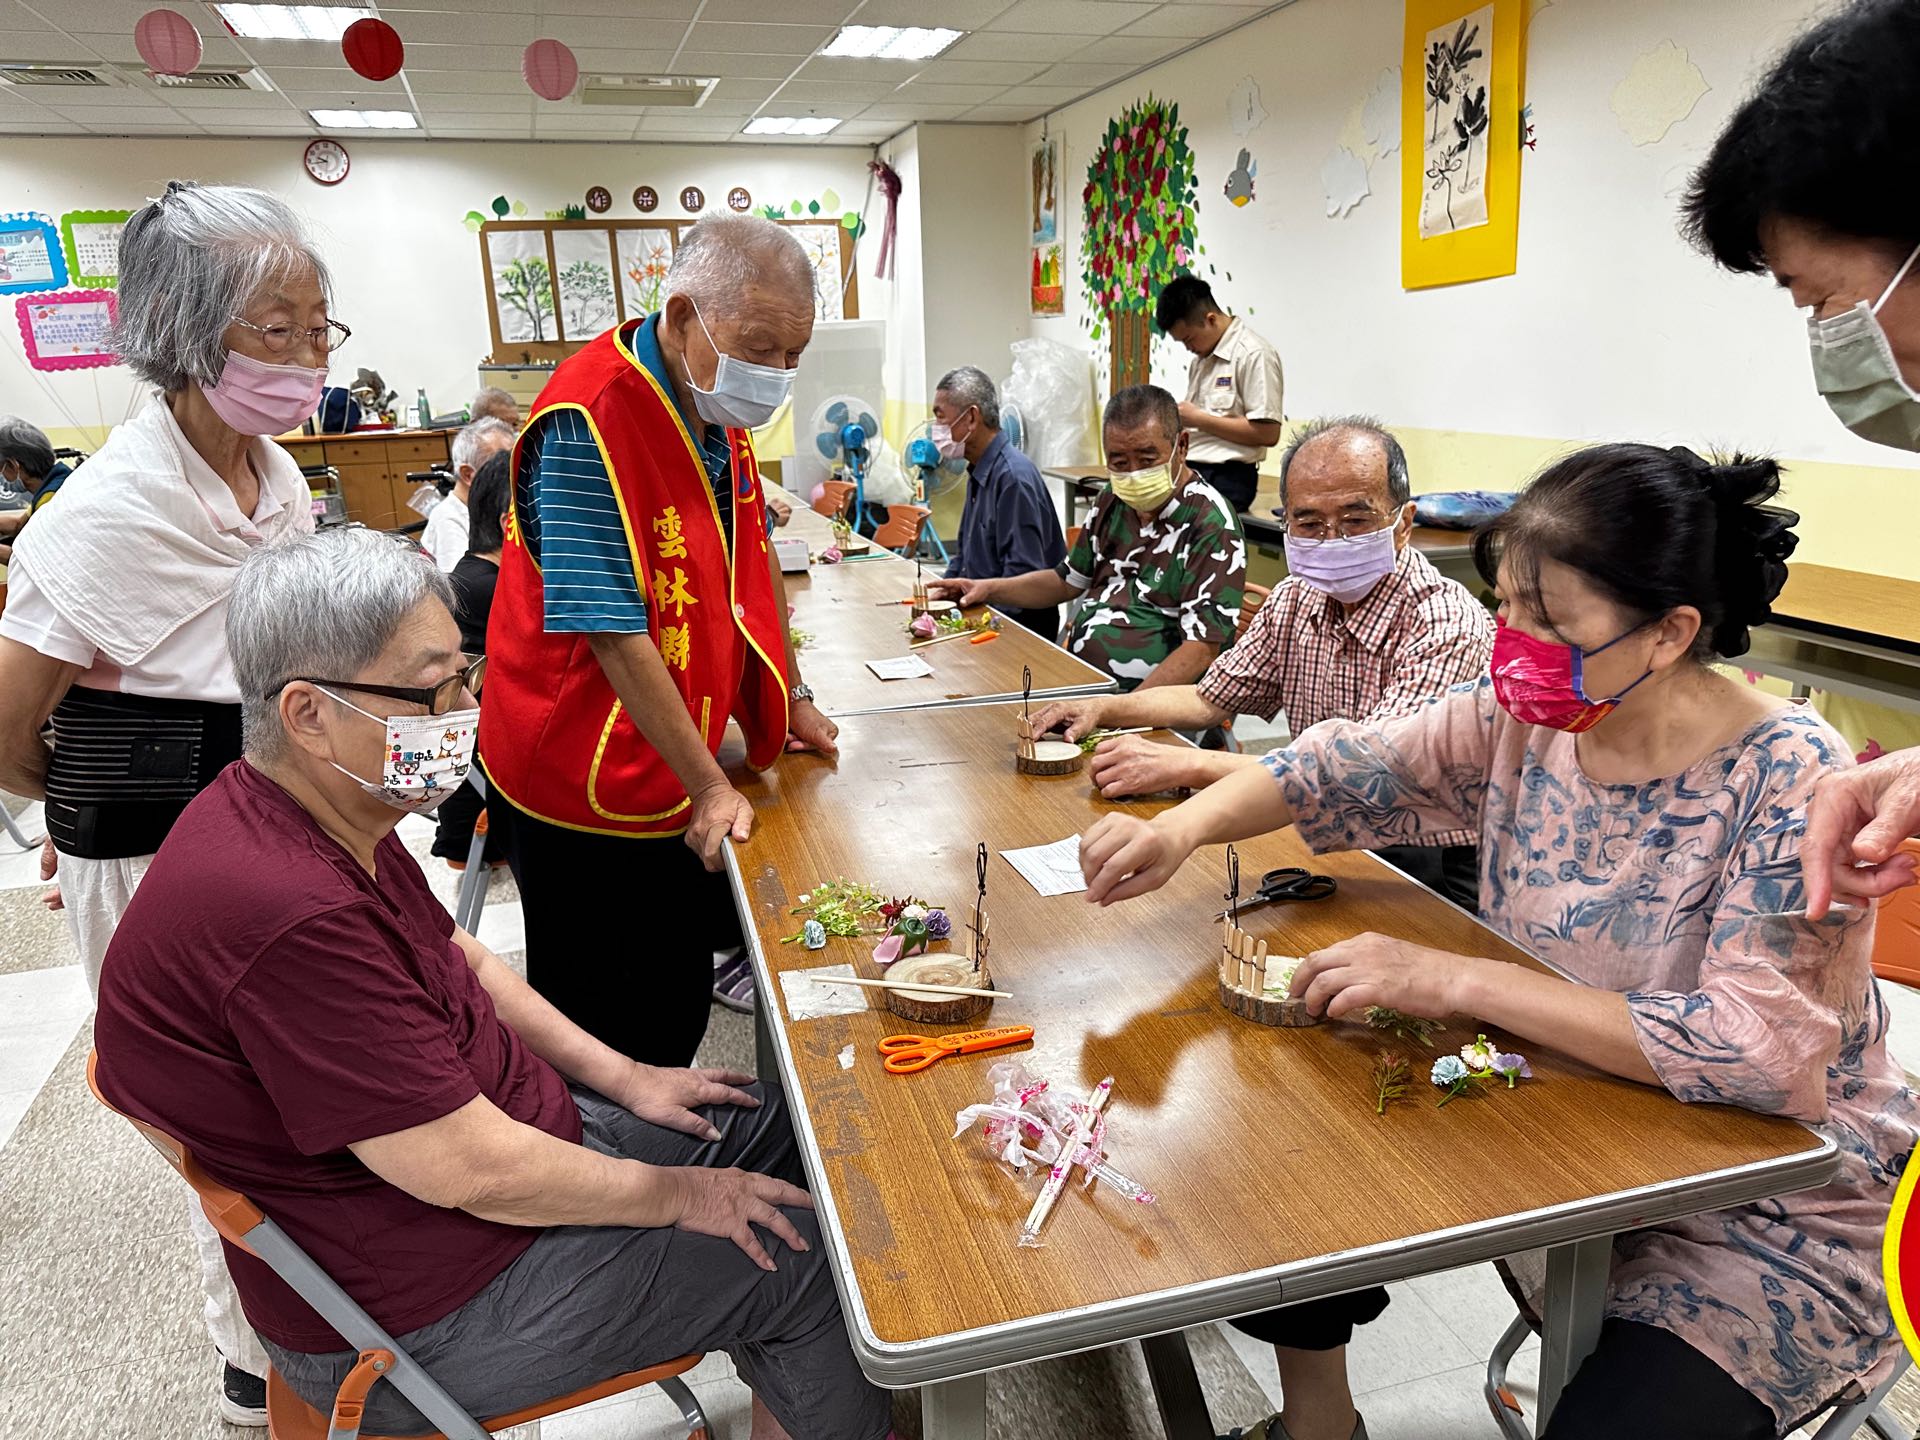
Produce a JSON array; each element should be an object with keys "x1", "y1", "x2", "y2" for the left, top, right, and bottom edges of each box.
[
  {"x1": 60, "y1": 209, "x2": 132, "y2": 289},
  {"x1": 478, "y1": 218, "x2": 858, "y2": 366},
  {"x1": 17, "y1": 289, "x2": 119, "y2": 370},
  {"x1": 0, "y1": 212, "x2": 68, "y2": 296}
]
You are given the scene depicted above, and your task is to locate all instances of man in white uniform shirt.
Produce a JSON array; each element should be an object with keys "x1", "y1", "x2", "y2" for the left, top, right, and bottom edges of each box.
[
  {"x1": 421, "y1": 417, "x2": 514, "y2": 572},
  {"x1": 1156, "y1": 274, "x2": 1284, "y2": 512}
]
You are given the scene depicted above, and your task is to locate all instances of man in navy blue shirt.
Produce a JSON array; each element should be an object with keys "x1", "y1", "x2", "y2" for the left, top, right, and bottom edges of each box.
[{"x1": 933, "y1": 366, "x2": 1066, "y2": 638}]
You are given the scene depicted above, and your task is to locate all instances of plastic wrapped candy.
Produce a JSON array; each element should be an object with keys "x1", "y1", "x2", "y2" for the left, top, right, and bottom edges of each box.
[
  {"x1": 802, "y1": 919, "x2": 827, "y2": 950},
  {"x1": 953, "y1": 1060, "x2": 1155, "y2": 1206}
]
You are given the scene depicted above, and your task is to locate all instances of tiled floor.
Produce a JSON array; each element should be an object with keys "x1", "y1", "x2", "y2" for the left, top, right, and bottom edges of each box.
[{"x1": 1, "y1": 797, "x2": 1913, "y2": 1439}]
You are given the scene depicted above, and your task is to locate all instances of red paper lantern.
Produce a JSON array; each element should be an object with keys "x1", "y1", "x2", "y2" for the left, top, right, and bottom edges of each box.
[
  {"x1": 522, "y1": 38, "x2": 578, "y2": 102},
  {"x1": 134, "y1": 8, "x2": 202, "y2": 77},
  {"x1": 342, "y1": 18, "x2": 404, "y2": 82}
]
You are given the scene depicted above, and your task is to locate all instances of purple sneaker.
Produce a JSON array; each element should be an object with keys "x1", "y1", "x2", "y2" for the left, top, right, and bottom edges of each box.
[{"x1": 712, "y1": 948, "x2": 755, "y2": 1014}]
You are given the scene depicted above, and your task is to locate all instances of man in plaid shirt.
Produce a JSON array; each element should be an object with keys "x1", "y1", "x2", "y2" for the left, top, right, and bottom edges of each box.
[{"x1": 1029, "y1": 416, "x2": 1492, "y2": 908}]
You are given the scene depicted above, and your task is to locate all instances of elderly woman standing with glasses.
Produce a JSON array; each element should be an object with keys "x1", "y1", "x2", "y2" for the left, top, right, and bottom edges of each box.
[{"x1": 0, "y1": 180, "x2": 342, "y2": 1425}]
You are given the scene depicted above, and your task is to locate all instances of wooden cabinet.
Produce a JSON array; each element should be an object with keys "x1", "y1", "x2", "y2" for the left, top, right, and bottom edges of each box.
[{"x1": 279, "y1": 428, "x2": 453, "y2": 529}]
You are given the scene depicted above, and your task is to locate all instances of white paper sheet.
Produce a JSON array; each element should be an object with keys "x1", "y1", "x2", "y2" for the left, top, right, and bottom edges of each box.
[
  {"x1": 1001, "y1": 836, "x2": 1087, "y2": 897},
  {"x1": 1611, "y1": 41, "x2": 1709, "y2": 147},
  {"x1": 866, "y1": 655, "x2": 934, "y2": 680},
  {"x1": 779, "y1": 964, "x2": 869, "y2": 1021}
]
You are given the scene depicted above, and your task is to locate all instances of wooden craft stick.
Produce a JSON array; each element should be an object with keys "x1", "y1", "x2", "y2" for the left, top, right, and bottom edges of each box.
[
  {"x1": 909, "y1": 629, "x2": 975, "y2": 650},
  {"x1": 803, "y1": 974, "x2": 1013, "y2": 999},
  {"x1": 1254, "y1": 939, "x2": 1268, "y2": 994},
  {"x1": 1082, "y1": 727, "x2": 1155, "y2": 742}
]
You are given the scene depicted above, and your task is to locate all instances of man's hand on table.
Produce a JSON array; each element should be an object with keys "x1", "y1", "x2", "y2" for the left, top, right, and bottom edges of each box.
[
  {"x1": 1291, "y1": 932, "x2": 1477, "y2": 1022},
  {"x1": 668, "y1": 1165, "x2": 814, "y2": 1272},
  {"x1": 766, "y1": 492, "x2": 792, "y2": 527},
  {"x1": 616, "y1": 1062, "x2": 761, "y2": 1143},
  {"x1": 688, "y1": 781, "x2": 754, "y2": 871},
  {"x1": 1089, "y1": 734, "x2": 1191, "y2": 799},
  {"x1": 1801, "y1": 747, "x2": 1920, "y2": 918},
  {"x1": 926, "y1": 576, "x2": 993, "y2": 607},
  {"x1": 785, "y1": 698, "x2": 839, "y2": 756},
  {"x1": 1027, "y1": 696, "x2": 1108, "y2": 742},
  {"x1": 1079, "y1": 811, "x2": 1195, "y2": 905}
]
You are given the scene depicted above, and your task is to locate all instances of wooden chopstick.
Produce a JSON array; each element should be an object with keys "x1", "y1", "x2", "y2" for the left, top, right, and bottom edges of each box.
[{"x1": 803, "y1": 974, "x2": 1013, "y2": 999}]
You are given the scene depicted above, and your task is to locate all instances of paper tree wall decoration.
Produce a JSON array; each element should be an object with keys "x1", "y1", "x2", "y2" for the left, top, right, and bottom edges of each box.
[{"x1": 1080, "y1": 95, "x2": 1201, "y2": 345}]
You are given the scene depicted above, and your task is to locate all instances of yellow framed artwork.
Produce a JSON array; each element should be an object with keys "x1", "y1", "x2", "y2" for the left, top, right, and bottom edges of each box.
[{"x1": 1401, "y1": 0, "x2": 1528, "y2": 289}]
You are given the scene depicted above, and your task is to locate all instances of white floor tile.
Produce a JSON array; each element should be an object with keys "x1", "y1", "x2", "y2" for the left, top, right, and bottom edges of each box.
[
  {"x1": 476, "y1": 899, "x2": 526, "y2": 957},
  {"x1": 0, "y1": 800, "x2": 48, "y2": 892},
  {"x1": 0, "y1": 963, "x2": 91, "y2": 1150},
  {"x1": 1352, "y1": 1359, "x2": 1520, "y2": 1440}
]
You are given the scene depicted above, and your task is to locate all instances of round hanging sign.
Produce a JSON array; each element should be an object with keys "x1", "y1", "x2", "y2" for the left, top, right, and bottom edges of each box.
[
  {"x1": 727, "y1": 186, "x2": 752, "y2": 212},
  {"x1": 633, "y1": 185, "x2": 658, "y2": 212},
  {"x1": 585, "y1": 186, "x2": 612, "y2": 214},
  {"x1": 680, "y1": 185, "x2": 705, "y2": 213}
]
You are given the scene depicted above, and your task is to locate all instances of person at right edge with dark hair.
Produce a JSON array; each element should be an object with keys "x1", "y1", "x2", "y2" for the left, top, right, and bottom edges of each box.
[
  {"x1": 1073, "y1": 444, "x2": 1915, "y2": 1440},
  {"x1": 1155, "y1": 274, "x2": 1284, "y2": 513},
  {"x1": 1682, "y1": 0, "x2": 1920, "y2": 935}
]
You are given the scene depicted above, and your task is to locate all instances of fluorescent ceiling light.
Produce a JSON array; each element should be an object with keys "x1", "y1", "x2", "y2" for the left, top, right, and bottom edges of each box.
[
  {"x1": 820, "y1": 25, "x2": 963, "y2": 61},
  {"x1": 309, "y1": 108, "x2": 417, "y2": 129},
  {"x1": 214, "y1": 5, "x2": 374, "y2": 41},
  {"x1": 743, "y1": 116, "x2": 841, "y2": 135}
]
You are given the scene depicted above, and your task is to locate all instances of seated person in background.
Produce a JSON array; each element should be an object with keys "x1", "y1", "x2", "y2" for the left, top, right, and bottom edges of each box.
[
  {"x1": 931, "y1": 384, "x2": 1244, "y2": 691},
  {"x1": 1080, "y1": 444, "x2": 1912, "y2": 1440},
  {"x1": 94, "y1": 527, "x2": 890, "y2": 1440},
  {"x1": 468, "y1": 385, "x2": 521, "y2": 429},
  {"x1": 1032, "y1": 416, "x2": 1492, "y2": 909},
  {"x1": 0, "y1": 415, "x2": 74, "y2": 564},
  {"x1": 934, "y1": 365, "x2": 1066, "y2": 638},
  {"x1": 432, "y1": 449, "x2": 511, "y2": 867},
  {"x1": 421, "y1": 417, "x2": 514, "y2": 573},
  {"x1": 1155, "y1": 274, "x2": 1283, "y2": 512}
]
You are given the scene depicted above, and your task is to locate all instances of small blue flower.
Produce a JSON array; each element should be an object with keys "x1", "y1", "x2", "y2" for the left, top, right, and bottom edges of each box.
[{"x1": 1430, "y1": 1056, "x2": 1469, "y2": 1087}]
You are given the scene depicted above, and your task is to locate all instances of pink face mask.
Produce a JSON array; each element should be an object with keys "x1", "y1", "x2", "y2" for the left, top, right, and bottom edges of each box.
[
  {"x1": 1489, "y1": 618, "x2": 1651, "y2": 733},
  {"x1": 201, "y1": 349, "x2": 327, "y2": 436}
]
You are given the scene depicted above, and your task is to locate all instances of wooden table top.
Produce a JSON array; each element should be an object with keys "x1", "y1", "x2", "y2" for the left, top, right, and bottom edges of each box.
[
  {"x1": 1772, "y1": 563, "x2": 1920, "y2": 652},
  {"x1": 764, "y1": 482, "x2": 844, "y2": 553},
  {"x1": 726, "y1": 707, "x2": 1832, "y2": 1382},
  {"x1": 785, "y1": 547, "x2": 1115, "y2": 717}
]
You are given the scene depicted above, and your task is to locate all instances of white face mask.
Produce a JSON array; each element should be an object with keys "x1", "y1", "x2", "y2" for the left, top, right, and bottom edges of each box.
[
  {"x1": 1282, "y1": 521, "x2": 1400, "y2": 604},
  {"x1": 319, "y1": 688, "x2": 479, "y2": 813},
  {"x1": 1809, "y1": 239, "x2": 1920, "y2": 450},
  {"x1": 932, "y1": 409, "x2": 972, "y2": 462},
  {"x1": 686, "y1": 300, "x2": 795, "y2": 430}
]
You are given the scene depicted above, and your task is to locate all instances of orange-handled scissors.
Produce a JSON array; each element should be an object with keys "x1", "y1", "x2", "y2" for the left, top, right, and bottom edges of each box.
[{"x1": 878, "y1": 1024, "x2": 1035, "y2": 1074}]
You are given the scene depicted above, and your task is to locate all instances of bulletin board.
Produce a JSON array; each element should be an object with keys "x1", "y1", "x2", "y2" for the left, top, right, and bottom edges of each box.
[
  {"x1": 479, "y1": 217, "x2": 858, "y2": 366},
  {"x1": 17, "y1": 289, "x2": 119, "y2": 370},
  {"x1": 59, "y1": 209, "x2": 132, "y2": 289},
  {"x1": 0, "y1": 212, "x2": 68, "y2": 296}
]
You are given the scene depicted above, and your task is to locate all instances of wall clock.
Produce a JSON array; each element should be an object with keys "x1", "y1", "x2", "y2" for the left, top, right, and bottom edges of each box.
[{"x1": 303, "y1": 138, "x2": 349, "y2": 186}]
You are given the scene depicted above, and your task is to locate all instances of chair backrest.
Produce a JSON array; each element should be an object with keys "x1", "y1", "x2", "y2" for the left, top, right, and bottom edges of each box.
[
  {"x1": 1065, "y1": 525, "x2": 1083, "y2": 552},
  {"x1": 1235, "y1": 582, "x2": 1271, "y2": 644},
  {"x1": 872, "y1": 504, "x2": 930, "y2": 555},
  {"x1": 811, "y1": 479, "x2": 855, "y2": 519},
  {"x1": 87, "y1": 1051, "x2": 266, "y2": 1251},
  {"x1": 1871, "y1": 839, "x2": 1920, "y2": 989}
]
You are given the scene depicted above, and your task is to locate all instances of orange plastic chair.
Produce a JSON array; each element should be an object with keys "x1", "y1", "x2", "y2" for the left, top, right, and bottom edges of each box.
[
  {"x1": 871, "y1": 503, "x2": 931, "y2": 555},
  {"x1": 1872, "y1": 839, "x2": 1920, "y2": 990},
  {"x1": 810, "y1": 478, "x2": 855, "y2": 520},
  {"x1": 1065, "y1": 524, "x2": 1083, "y2": 552},
  {"x1": 1211, "y1": 582, "x2": 1273, "y2": 753},
  {"x1": 86, "y1": 1053, "x2": 711, "y2": 1440}
]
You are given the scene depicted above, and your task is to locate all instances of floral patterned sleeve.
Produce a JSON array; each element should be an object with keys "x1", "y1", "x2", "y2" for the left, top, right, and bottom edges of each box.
[
  {"x1": 1626, "y1": 745, "x2": 1873, "y2": 1123},
  {"x1": 1261, "y1": 678, "x2": 1495, "y2": 852}
]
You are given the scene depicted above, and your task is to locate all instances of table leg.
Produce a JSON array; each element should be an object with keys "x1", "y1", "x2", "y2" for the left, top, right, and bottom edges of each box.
[
  {"x1": 1536, "y1": 1234, "x2": 1611, "y2": 1430},
  {"x1": 922, "y1": 1374, "x2": 988, "y2": 1440},
  {"x1": 753, "y1": 993, "x2": 778, "y2": 1083},
  {"x1": 1141, "y1": 1331, "x2": 1214, "y2": 1440}
]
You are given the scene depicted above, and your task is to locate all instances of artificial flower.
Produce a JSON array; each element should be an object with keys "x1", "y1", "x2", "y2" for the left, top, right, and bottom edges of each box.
[
  {"x1": 909, "y1": 613, "x2": 937, "y2": 639},
  {"x1": 1460, "y1": 1037, "x2": 1498, "y2": 1071},
  {"x1": 925, "y1": 909, "x2": 952, "y2": 940},
  {"x1": 902, "y1": 903, "x2": 928, "y2": 922},
  {"x1": 1493, "y1": 1051, "x2": 1533, "y2": 1087},
  {"x1": 1430, "y1": 1055, "x2": 1469, "y2": 1086}
]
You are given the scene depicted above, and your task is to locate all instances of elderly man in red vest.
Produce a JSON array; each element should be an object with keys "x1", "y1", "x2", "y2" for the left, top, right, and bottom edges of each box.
[{"x1": 482, "y1": 215, "x2": 837, "y2": 1066}]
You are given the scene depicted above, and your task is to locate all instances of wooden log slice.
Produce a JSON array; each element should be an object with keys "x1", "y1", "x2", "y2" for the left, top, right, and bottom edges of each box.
[
  {"x1": 1217, "y1": 975, "x2": 1321, "y2": 1028},
  {"x1": 885, "y1": 954, "x2": 995, "y2": 1024},
  {"x1": 910, "y1": 598, "x2": 958, "y2": 619},
  {"x1": 1016, "y1": 739, "x2": 1085, "y2": 776}
]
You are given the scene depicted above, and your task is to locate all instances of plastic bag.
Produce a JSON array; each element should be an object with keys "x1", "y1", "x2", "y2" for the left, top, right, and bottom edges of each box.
[
  {"x1": 1002, "y1": 338, "x2": 1099, "y2": 467},
  {"x1": 952, "y1": 1060, "x2": 1155, "y2": 1203}
]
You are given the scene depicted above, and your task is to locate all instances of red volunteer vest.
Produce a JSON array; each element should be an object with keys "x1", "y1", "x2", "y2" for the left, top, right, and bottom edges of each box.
[{"x1": 479, "y1": 322, "x2": 788, "y2": 837}]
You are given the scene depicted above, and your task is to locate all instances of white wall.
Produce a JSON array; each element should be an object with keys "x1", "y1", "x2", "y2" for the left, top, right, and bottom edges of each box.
[
  {"x1": 1025, "y1": 0, "x2": 1920, "y2": 577},
  {"x1": 0, "y1": 137, "x2": 876, "y2": 444},
  {"x1": 916, "y1": 123, "x2": 1032, "y2": 401}
]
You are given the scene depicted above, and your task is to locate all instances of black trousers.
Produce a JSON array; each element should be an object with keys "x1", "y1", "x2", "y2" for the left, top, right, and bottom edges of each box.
[
  {"x1": 488, "y1": 795, "x2": 743, "y2": 1068},
  {"x1": 1190, "y1": 458, "x2": 1261, "y2": 512},
  {"x1": 428, "y1": 776, "x2": 507, "y2": 864},
  {"x1": 1229, "y1": 1303, "x2": 1777, "y2": 1439},
  {"x1": 1372, "y1": 842, "x2": 1481, "y2": 913}
]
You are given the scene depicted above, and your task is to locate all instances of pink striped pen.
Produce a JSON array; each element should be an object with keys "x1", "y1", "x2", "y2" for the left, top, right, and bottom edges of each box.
[{"x1": 1017, "y1": 1075, "x2": 1113, "y2": 1248}]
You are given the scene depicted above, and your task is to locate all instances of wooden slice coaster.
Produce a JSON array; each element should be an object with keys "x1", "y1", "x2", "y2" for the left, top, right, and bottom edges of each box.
[
  {"x1": 1016, "y1": 738, "x2": 1085, "y2": 776},
  {"x1": 911, "y1": 598, "x2": 958, "y2": 619},
  {"x1": 1217, "y1": 926, "x2": 1320, "y2": 1028},
  {"x1": 884, "y1": 955, "x2": 994, "y2": 1024},
  {"x1": 1218, "y1": 975, "x2": 1319, "y2": 1027}
]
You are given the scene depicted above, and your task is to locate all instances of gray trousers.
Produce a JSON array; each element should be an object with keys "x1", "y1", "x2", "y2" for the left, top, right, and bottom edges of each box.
[{"x1": 268, "y1": 1084, "x2": 890, "y2": 1439}]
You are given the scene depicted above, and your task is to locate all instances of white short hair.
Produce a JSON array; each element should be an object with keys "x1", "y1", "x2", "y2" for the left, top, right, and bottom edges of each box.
[
  {"x1": 115, "y1": 180, "x2": 331, "y2": 393},
  {"x1": 664, "y1": 215, "x2": 813, "y2": 320},
  {"x1": 936, "y1": 366, "x2": 1000, "y2": 430},
  {"x1": 451, "y1": 417, "x2": 515, "y2": 473},
  {"x1": 230, "y1": 528, "x2": 453, "y2": 762}
]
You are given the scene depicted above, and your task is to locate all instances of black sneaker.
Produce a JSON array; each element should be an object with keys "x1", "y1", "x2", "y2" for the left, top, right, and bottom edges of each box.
[{"x1": 220, "y1": 1360, "x2": 269, "y2": 1428}]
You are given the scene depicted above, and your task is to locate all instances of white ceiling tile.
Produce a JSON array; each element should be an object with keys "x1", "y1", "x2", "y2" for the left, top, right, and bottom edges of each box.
[
  {"x1": 67, "y1": 31, "x2": 252, "y2": 66},
  {"x1": 767, "y1": 77, "x2": 898, "y2": 104},
  {"x1": 1069, "y1": 32, "x2": 1187, "y2": 62},
  {"x1": 27, "y1": 89, "x2": 172, "y2": 109},
  {"x1": 0, "y1": 3, "x2": 55, "y2": 30},
  {"x1": 433, "y1": 125, "x2": 531, "y2": 137},
  {"x1": 943, "y1": 29, "x2": 1082, "y2": 63},
  {"x1": 534, "y1": 110, "x2": 639, "y2": 128},
  {"x1": 696, "y1": 0, "x2": 853, "y2": 21},
  {"x1": 789, "y1": 55, "x2": 922, "y2": 84},
  {"x1": 257, "y1": 65, "x2": 391, "y2": 92},
  {"x1": 1118, "y1": 3, "x2": 1263, "y2": 38},
  {"x1": 853, "y1": 0, "x2": 1014, "y2": 24},
  {"x1": 668, "y1": 50, "x2": 796, "y2": 79},
  {"x1": 957, "y1": 102, "x2": 1046, "y2": 121},
  {"x1": 19, "y1": 0, "x2": 155, "y2": 28},
  {"x1": 413, "y1": 92, "x2": 535, "y2": 113},
  {"x1": 407, "y1": 108, "x2": 520, "y2": 126},
  {"x1": 893, "y1": 81, "x2": 1004, "y2": 103},
  {"x1": 404, "y1": 69, "x2": 531, "y2": 94},
  {"x1": 79, "y1": 120, "x2": 204, "y2": 133},
  {"x1": 531, "y1": 0, "x2": 701, "y2": 16},
  {"x1": 637, "y1": 110, "x2": 745, "y2": 133},
  {"x1": 379, "y1": 10, "x2": 540, "y2": 46},
  {"x1": 543, "y1": 17, "x2": 691, "y2": 50},
  {"x1": 1027, "y1": 60, "x2": 1135, "y2": 86},
  {"x1": 0, "y1": 30, "x2": 88, "y2": 62},
  {"x1": 995, "y1": 82, "x2": 1094, "y2": 105},
  {"x1": 544, "y1": 48, "x2": 681, "y2": 71},
  {"x1": 858, "y1": 101, "x2": 969, "y2": 121},
  {"x1": 683, "y1": 22, "x2": 833, "y2": 56},
  {"x1": 988, "y1": 0, "x2": 1158, "y2": 32},
  {"x1": 696, "y1": 78, "x2": 783, "y2": 107},
  {"x1": 397, "y1": 43, "x2": 528, "y2": 69},
  {"x1": 197, "y1": 37, "x2": 341, "y2": 69},
  {"x1": 833, "y1": 118, "x2": 907, "y2": 137},
  {"x1": 196, "y1": 120, "x2": 321, "y2": 133},
  {"x1": 911, "y1": 54, "x2": 1050, "y2": 83}
]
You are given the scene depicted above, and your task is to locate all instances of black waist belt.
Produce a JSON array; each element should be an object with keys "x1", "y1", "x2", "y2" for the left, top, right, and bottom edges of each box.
[{"x1": 43, "y1": 689, "x2": 243, "y2": 860}]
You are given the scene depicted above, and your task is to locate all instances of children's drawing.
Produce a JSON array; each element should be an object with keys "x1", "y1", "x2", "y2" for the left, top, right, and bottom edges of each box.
[
  {"x1": 487, "y1": 229, "x2": 553, "y2": 342},
  {"x1": 788, "y1": 223, "x2": 845, "y2": 322},
  {"x1": 552, "y1": 229, "x2": 616, "y2": 341},
  {"x1": 1030, "y1": 137, "x2": 1058, "y2": 246},
  {"x1": 1420, "y1": 5, "x2": 1493, "y2": 237},
  {"x1": 618, "y1": 228, "x2": 674, "y2": 318}
]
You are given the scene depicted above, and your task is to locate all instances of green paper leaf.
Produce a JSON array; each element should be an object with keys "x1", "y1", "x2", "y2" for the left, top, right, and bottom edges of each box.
[
  {"x1": 808, "y1": 199, "x2": 820, "y2": 215},
  {"x1": 821, "y1": 188, "x2": 840, "y2": 210},
  {"x1": 491, "y1": 196, "x2": 509, "y2": 217},
  {"x1": 840, "y1": 210, "x2": 860, "y2": 230}
]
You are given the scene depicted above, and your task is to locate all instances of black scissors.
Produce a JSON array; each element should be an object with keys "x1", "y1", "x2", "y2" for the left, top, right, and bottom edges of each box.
[{"x1": 1213, "y1": 866, "x2": 1336, "y2": 920}]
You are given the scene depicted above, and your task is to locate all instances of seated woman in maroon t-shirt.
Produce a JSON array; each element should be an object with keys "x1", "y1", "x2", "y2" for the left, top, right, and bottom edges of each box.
[{"x1": 92, "y1": 527, "x2": 890, "y2": 1440}]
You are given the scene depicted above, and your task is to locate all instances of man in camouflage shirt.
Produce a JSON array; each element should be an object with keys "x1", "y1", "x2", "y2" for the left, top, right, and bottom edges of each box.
[{"x1": 930, "y1": 385, "x2": 1245, "y2": 690}]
